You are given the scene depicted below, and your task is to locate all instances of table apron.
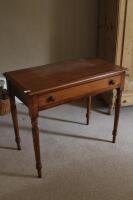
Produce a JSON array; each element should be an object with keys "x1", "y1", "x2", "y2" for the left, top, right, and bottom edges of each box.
[{"x1": 38, "y1": 75, "x2": 122, "y2": 110}]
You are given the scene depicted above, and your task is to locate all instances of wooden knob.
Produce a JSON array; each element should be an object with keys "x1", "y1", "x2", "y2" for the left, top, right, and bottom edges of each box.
[
  {"x1": 47, "y1": 95, "x2": 56, "y2": 102},
  {"x1": 108, "y1": 79, "x2": 115, "y2": 85}
]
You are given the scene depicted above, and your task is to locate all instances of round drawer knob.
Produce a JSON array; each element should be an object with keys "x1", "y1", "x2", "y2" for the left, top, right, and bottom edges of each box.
[
  {"x1": 108, "y1": 79, "x2": 116, "y2": 85},
  {"x1": 47, "y1": 95, "x2": 56, "y2": 102}
]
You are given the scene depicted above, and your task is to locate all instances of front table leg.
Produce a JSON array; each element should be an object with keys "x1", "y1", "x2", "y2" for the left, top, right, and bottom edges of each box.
[
  {"x1": 112, "y1": 88, "x2": 122, "y2": 143},
  {"x1": 29, "y1": 111, "x2": 42, "y2": 178}
]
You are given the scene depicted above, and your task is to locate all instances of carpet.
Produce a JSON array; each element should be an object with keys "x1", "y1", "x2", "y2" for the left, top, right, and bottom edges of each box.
[{"x1": 0, "y1": 99, "x2": 133, "y2": 200}]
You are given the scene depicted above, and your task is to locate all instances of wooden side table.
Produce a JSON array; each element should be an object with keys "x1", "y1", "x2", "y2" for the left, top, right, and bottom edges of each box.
[{"x1": 4, "y1": 58, "x2": 126, "y2": 178}]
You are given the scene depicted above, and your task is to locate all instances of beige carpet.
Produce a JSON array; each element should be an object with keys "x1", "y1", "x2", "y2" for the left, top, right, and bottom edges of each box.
[{"x1": 0, "y1": 99, "x2": 133, "y2": 200}]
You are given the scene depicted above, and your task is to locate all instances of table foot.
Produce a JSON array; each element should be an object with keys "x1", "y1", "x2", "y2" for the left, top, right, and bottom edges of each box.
[
  {"x1": 112, "y1": 130, "x2": 117, "y2": 143},
  {"x1": 86, "y1": 113, "x2": 89, "y2": 125},
  {"x1": 86, "y1": 96, "x2": 91, "y2": 125},
  {"x1": 15, "y1": 137, "x2": 21, "y2": 150},
  {"x1": 37, "y1": 166, "x2": 42, "y2": 178}
]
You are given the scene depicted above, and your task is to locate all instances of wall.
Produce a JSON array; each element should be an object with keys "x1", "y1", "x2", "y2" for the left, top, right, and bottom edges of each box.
[
  {"x1": 122, "y1": 0, "x2": 133, "y2": 85},
  {"x1": 0, "y1": 0, "x2": 98, "y2": 73}
]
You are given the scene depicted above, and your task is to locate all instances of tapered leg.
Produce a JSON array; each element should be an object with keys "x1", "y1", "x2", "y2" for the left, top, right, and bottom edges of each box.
[
  {"x1": 86, "y1": 96, "x2": 91, "y2": 125},
  {"x1": 7, "y1": 81, "x2": 21, "y2": 150},
  {"x1": 10, "y1": 97, "x2": 21, "y2": 150},
  {"x1": 112, "y1": 88, "x2": 122, "y2": 143},
  {"x1": 30, "y1": 111, "x2": 42, "y2": 178}
]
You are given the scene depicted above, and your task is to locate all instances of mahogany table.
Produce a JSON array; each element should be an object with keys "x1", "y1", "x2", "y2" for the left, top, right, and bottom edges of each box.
[{"x1": 4, "y1": 58, "x2": 126, "y2": 178}]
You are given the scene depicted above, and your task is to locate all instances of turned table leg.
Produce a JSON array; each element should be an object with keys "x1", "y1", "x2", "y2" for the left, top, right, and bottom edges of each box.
[
  {"x1": 112, "y1": 88, "x2": 122, "y2": 143},
  {"x1": 86, "y1": 96, "x2": 91, "y2": 125},
  {"x1": 7, "y1": 81, "x2": 21, "y2": 150},
  {"x1": 29, "y1": 110, "x2": 42, "y2": 178}
]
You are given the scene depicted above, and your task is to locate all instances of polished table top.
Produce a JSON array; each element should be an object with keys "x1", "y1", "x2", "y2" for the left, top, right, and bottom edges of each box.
[{"x1": 4, "y1": 58, "x2": 125, "y2": 96}]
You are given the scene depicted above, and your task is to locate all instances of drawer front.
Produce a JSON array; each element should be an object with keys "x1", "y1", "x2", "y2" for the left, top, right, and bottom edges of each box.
[{"x1": 38, "y1": 75, "x2": 122, "y2": 109}]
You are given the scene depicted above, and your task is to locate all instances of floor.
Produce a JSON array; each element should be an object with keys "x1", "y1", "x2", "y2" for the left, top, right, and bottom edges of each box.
[{"x1": 0, "y1": 99, "x2": 133, "y2": 200}]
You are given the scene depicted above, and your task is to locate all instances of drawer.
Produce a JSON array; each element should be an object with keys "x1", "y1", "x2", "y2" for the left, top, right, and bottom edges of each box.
[{"x1": 38, "y1": 75, "x2": 122, "y2": 109}]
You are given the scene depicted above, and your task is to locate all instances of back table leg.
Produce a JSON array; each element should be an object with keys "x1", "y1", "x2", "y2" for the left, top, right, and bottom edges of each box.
[
  {"x1": 112, "y1": 88, "x2": 122, "y2": 143},
  {"x1": 7, "y1": 81, "x2": 21, "y2": 150}
]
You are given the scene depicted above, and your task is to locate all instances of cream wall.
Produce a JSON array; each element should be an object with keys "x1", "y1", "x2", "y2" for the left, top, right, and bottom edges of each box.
[{"x1": 0, "y1": 0, "x2": 98, "y2": 73}]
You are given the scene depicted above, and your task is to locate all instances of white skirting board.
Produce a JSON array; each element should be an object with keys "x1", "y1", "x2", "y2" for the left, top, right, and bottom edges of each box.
[{"x1": 0, "y1": 74, "x2": 22, "y2": 103}]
